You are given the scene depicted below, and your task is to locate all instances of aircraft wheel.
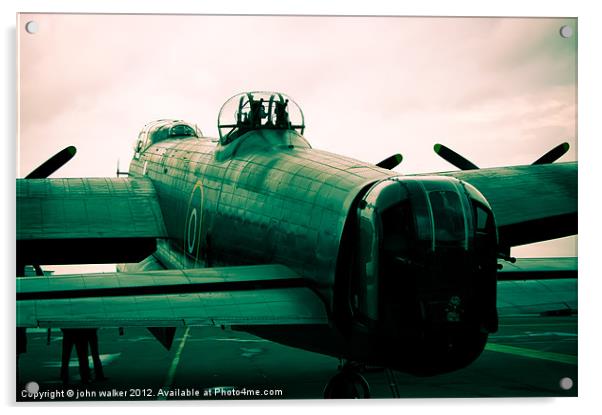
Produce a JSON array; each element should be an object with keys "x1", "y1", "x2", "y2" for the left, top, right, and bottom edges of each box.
[{"x1": 323, "y1": 370, "x2": 370, "y2": 399}]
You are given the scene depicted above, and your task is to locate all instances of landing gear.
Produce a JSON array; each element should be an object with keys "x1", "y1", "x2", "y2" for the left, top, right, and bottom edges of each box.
[{"x1": 323, "y1": 361, "x2": 371, "y2": 399}]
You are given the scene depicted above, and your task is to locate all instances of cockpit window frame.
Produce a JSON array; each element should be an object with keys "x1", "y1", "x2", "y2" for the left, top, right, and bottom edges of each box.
[
  {"x1": 217, "y1": 91, "x2": 305, "y2": 145},
  {"x1": 134, "y1": 120, "x2": 203, "y2": 158}
]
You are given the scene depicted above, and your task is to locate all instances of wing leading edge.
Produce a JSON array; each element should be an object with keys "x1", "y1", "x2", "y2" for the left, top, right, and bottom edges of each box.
[
  {"x1": 497, "y1": 257, "x2": 577, "y2": 281},
  {"x1": 17, "y1": 177, "x2": 167, "y2": 265}
]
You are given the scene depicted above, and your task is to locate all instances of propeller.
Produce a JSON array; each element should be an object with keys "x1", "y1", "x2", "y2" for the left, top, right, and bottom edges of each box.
[
  {"x1": 531, "y1": 142, "x2": 570, "y2": 165},
  {"x1": 376, "y1": 153, "x2": 403, "y2": 170},
  {"x1": 434, "y1": 142, "x2": 570, "y2": 171},
  {"x1": 433, "y1": 144, "x2": 479, "y2": 171},
  {"x1": 25, "y1": 146, "x2": 77, "y2": 179}
]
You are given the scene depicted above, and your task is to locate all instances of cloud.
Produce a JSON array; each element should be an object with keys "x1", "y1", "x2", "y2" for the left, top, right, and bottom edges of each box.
[{"x1": 23, "y1": 16, "x2": 574, "y2": 171}]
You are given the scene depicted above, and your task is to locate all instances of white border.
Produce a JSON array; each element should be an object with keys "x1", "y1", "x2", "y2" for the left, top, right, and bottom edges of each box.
[{"x1": 3, "y1": 1, "x2": 600, "y2": 414}]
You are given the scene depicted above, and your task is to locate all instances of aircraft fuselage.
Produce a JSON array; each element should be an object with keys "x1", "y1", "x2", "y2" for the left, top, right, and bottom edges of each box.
[{"x1": 127, "y1": 125, "x2": 499, "y2": 375}]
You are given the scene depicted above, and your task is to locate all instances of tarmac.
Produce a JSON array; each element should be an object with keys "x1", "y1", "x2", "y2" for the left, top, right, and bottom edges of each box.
[{"x1": 16, "y1": 314, "x2": 577, "y2": 401}]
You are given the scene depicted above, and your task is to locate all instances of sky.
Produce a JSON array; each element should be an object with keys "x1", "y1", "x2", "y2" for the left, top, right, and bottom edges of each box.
[{"x1": 16, "y1": 14, "x2": 577, "y2": 258}]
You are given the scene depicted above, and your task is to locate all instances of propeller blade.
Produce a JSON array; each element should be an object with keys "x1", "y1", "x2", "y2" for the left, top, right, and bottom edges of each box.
[
  {"x1": 433, "y1": 144, "x2": 480, "y2": 171},
  {"x1": 376, "y1": 153, "x2": 403, "y2": 170},
  {"x1": 532, "y1": 142, "x2": 570, "y2": 165},
  {"x1": 25, "y1": 146, "x2": 76, "y2": 179}
]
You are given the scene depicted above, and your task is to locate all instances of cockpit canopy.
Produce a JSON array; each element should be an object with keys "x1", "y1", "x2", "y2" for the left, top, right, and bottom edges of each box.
[
  {"x1": 217, "y1": 92, "x2": 305, "y2": 145},
  {"x1": 134, "y1": 120, "x2": 203, "y2": 154}
]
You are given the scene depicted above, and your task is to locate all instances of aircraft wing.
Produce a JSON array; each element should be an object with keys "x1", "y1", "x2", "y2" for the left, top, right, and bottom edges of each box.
[
  {"x1": 16, "y1": 265, "x2": 329, "y2": 328},
  {"x1": 496, "y1": 259, "x2": 577, "y2": 315},
  {"x1": 17, "y1": 177, "x2": 167, "y2": 265},
  {"x1": 497, "y1": 257, "x2": 577, "y2": 281},
  {"x1": 438, "y1": 162, "x2": 577, "y2": 250}
]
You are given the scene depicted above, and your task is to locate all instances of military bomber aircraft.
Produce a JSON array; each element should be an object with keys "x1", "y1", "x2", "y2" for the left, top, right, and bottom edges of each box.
[{"x1": 16, "y1": 91, "x2": 577, "y2": 398}]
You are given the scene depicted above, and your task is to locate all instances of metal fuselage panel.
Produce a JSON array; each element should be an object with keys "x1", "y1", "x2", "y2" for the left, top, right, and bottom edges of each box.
[
  {"x1": 128, "y1": 129, "x2": 394, "y2": 305},
  {"x1": 128, "y1": 129, "x2": 498, "y2": 374}
]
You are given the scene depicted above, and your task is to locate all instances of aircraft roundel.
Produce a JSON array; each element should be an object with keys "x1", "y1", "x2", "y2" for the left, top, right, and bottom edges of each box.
[{"x1": 184, "y1": 181, "x2": 204, "y2": 262}]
